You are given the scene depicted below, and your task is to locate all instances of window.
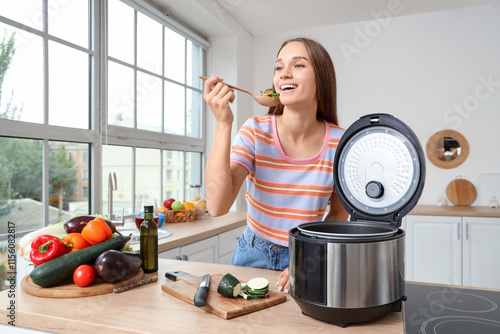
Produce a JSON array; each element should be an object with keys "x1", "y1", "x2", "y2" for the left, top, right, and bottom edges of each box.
[
  {"x1": 0, "y1": 1, "x2": 207, "y2": 243},
  {"x1": 0, "y1": 1, "x2": 94, "y2": 233},
  {"x1": 102, "y1": 0, "x2": 207, "y2": 217}
]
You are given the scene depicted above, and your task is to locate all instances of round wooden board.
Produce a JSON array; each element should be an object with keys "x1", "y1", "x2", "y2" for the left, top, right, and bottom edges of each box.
[
  {"x1": 21, "y1": 268, "x2": 144, "y2": 298},
  {"x1": 446, "y1": 178, "x2": 477, "y2": 206}
]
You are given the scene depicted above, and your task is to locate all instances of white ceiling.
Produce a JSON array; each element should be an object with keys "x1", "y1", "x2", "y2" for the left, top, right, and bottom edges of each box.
[{"x1": 150, "y1": 0, "x2": 495, "y2": 38}]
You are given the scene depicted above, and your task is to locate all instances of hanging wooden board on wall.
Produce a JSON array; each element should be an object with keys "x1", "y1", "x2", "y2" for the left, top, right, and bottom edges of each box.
[{"x1": 446, "y1": 178, "x2": 477, "y2": 206}]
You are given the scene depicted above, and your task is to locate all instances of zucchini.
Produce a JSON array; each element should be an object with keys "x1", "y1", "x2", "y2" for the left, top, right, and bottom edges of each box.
[
  {"x1": 246, "y1": 277, "x2": 269, "y2": 292},
  {"x1": 245, "y1": 277, "x2": 270, "y2": 299},
  {"x1": 217, "y1": 273, "x2": 242, "y2": 298},
  {"x1": 30, "y1": 235, "x2": 130, "y2": 288}
]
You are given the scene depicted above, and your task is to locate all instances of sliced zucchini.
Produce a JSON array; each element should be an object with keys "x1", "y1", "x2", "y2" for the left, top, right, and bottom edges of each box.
[
  {"x1": 246, "y1": 277, "x2": 269, "y2": 292},
  {"x1": 238, "y1": 291, "x2": 252, "y2": 300},
  {"x1": 239, "y1": 290, "x2": 270, "y2": 299},
  {"x1": 247, "y1": 292, "x2": 269, "y2": 299},
  {"x1": 217, "y1": 273, "x2": 242, "y2": 298}
]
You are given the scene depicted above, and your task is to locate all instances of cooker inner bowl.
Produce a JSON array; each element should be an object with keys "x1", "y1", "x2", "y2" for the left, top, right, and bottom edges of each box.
[{"x1": 297, "y1": 221, "x2": 398, "y2": 240}]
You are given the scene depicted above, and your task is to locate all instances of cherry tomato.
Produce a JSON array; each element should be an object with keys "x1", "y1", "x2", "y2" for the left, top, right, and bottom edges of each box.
[{"x1": 73, "y1": 264, "x2": 95, "y2": 287}]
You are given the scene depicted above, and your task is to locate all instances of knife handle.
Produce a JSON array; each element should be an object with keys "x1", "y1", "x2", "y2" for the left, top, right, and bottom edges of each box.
[{"x1": 194, "y1": 286, "x2": 208, "y2": 307}]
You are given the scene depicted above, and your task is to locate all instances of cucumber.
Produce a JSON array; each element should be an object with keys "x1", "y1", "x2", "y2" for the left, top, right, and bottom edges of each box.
[
  {"x1": 30, "y1": 235, "x2": 130, "y2": 288},
  {"x1": 217, "y1": 273, "x2": 242, "y2": 298}
]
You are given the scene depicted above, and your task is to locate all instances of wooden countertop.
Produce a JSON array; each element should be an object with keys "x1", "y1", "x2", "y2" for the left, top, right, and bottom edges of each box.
[
  {"x1": 409, "y1": 205, "x2": 500, "y2": 217},
  {"x1": 129, "y1": 211, "x2": 247, "y2": 253},
  {"x1": 0, "y1": 259, "x2": 403, "y2": 334}
]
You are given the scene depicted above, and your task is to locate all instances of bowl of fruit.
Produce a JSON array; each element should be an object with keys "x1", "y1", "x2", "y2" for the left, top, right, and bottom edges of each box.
[{"x1": 159, "y1": 196, "x2": 206, "y2": 223}]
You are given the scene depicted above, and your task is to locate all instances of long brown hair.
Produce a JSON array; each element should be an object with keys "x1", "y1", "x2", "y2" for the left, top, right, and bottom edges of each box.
[{"x1": 268, "y1": 37, "x2": 338, "y2": 126}]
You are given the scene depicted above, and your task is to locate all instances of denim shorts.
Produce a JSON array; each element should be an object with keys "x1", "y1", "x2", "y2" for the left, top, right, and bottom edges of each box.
[{"x1": 230, "y1": 227, "x2": 289, "y2": 271}]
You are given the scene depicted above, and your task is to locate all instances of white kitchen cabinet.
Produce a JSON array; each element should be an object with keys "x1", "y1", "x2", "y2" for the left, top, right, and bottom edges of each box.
[
  {"x1": 404, "y1": 214, "x2": 500, "y2": 289},
  {"x1": 159, "y1": 247, "x2": 182, "y2": 260},
  {"x1": 462, "y1": 216, "x2": 500, "y2": 288},
  {"x1": 158, "y1": 225, "x2": 247, "y2": 264},
  {"x1": 159, "y1": 236, "x2": 218, "y2": 263},
  {"x1": 218, "y1": 225, "x2": 246, "y2": 264},
  {"x1": 404, "y1": 215, "x2": 462, "y2": 285}
]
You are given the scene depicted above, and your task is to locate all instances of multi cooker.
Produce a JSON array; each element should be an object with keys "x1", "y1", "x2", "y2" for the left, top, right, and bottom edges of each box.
[{"x1": 289, "y1": 113, "x2": 426, "y2": 327}]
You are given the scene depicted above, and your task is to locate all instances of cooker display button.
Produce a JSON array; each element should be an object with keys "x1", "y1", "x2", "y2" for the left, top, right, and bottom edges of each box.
[{"x1": 366, "y1": 181, "x2": 384, "y2": 199}]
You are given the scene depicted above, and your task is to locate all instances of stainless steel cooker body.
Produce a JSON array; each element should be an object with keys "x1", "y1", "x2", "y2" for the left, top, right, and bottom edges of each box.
[
  {"x1": 288, "y1": 114, "x2": 425, "y2": 327},
  {"x1": 289, "y1": 224, "x2": 405, "y2": 326}
]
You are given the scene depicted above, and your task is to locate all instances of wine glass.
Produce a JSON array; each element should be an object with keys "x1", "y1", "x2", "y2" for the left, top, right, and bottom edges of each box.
[{"x1": 135, "y1": 199, "x2": 159, "y2": 230}]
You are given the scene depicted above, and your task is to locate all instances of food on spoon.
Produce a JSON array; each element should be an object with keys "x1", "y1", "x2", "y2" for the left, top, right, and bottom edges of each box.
[
  {"x1": 260, "y1": 88, "x2": 280, "y2": 98},
  {"x1": 30, "y1": 235, "x2": 131, "y2": 288},
  {"x1": 94, "y1": 250, "x2": 142, "y2": 283},
  {"x1": 217, "y1": 273, "x2": 242, "y2": 298}
]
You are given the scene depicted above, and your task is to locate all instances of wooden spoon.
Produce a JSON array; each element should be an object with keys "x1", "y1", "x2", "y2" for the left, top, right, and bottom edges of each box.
[{"x1": 199, "y1": 76, "x2": 280, "y2": 107}]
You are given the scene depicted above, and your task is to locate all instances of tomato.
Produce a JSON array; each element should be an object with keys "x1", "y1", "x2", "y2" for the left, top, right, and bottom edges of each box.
[{"x1": 73, "y1": 264, "x2": 95, "y2": 287}]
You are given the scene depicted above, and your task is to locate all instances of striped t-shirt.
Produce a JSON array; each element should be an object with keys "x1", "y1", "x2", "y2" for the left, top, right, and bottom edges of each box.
[{"x1": 230, "y1": 114, "x2": 345, "y2": 246}]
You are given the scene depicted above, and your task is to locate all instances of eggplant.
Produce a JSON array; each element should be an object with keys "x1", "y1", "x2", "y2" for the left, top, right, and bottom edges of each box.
[
  {"x1": 94, "y1": 250, "x2": 142, "y2": 283},
  {"x1": 64, "y1": 215, "x2": 122, "y2": 235}
]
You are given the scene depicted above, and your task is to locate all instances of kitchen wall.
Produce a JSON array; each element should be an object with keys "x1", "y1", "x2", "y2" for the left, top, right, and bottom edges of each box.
[
  {"x1": 205, "y1": 4, "x2": 500, "y2": 209},
  {"x1": 249, "y1": 4, "x2": 500, "y2": 206}
]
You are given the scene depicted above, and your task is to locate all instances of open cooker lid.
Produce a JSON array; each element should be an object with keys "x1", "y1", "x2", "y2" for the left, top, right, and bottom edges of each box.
[{"x1": 334, "y1": 114, "x2": 425, "y2": 228}]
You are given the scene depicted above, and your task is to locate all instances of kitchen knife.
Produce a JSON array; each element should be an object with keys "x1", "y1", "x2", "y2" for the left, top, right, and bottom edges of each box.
[
  {"x1": 113, "y1": 275, "x2": 158, "y2": 294},
  {"x1": 194, "y1": 274, "x2": 210, "y2": 307}
]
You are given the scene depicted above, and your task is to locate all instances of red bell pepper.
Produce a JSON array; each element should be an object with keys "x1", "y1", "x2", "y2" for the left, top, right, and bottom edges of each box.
[{"x1": 30, "y1": 234, "x2": 68, "y2": 266}]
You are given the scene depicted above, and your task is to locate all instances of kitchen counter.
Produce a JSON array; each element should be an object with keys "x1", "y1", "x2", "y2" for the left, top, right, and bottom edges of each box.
[
  {"x1": 409, "y1": 205, "x2": 500, "y2": 218},
  {"x1": 0, "y1": 259, "x2": 403, "y2": 334},
  {"x1": 133, "y1": 211, "x2": 247, "y2": 253}
]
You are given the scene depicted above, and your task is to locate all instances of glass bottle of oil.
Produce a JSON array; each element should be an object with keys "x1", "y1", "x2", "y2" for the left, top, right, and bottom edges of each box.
[{"x1": 140, "y1": 205, "x2": 158, "y2": 273}]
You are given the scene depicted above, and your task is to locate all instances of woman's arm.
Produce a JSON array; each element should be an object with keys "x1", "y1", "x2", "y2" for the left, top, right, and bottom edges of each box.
[
  {"x1": 203, "y1": 74, "x2": 248, "y2": 216},
  {"x1": 324, "y1": 190, "x2": 349, "y2": 222}
]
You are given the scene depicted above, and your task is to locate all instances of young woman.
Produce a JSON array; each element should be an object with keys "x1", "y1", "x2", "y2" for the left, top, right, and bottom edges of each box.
[{"x1": 203, "y1": 37, "x2": 348, "y2": 293}]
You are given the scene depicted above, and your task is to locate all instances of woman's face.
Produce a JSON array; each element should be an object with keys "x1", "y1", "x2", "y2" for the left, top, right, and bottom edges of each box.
[{"x1": 273, "y1": 41, "x2": 316, "y2": 109}]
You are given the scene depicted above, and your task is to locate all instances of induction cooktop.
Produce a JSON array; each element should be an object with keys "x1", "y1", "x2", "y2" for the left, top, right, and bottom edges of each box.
[{"x1": 404, "y1": 283, "x2": 500, "y2": 333}]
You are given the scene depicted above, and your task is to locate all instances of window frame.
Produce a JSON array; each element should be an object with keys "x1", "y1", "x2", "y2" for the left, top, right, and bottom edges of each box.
[{"x1": 0, "y1": 0, "x2": 209, "y2": 234}]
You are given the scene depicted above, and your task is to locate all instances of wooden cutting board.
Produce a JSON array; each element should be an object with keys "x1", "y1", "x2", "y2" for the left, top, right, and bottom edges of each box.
[
  {"x1": 446, "y1": 178, "x2": 477, "y2": 206},
  {"x1": 21, "y1": 268, "x2": 144, "y2": 298},
  {"x1": 161, "y1": 273, "x2": 287, "y2": 319}
]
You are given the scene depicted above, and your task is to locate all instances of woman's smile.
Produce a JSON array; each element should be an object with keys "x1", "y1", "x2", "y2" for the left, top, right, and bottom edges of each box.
[{"x1": 273, "y1": 42, "x2": 316, "y2": 108}]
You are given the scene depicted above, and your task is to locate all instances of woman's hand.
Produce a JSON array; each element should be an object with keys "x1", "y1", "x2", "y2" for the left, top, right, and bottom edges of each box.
[
  {"x1": 277, "y1": 267, "x2": 290, "y2": 294},
  {"x1": 203, "y1": 74, "x2": 235, "y2": 125}
]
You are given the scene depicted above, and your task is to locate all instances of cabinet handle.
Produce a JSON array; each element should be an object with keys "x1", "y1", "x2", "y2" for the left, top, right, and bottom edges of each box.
[
  {"x1": 176, "y1": 256, "x2": 182, "y2": 261},
  {"x1": 182, "y1": 254, "x2": 189, "y2": 261},
  {"x1": 465, "y1": 222, "x2": 469, "y2": 240},
  {"x1": 457, "y1": 222, "x2": 461, "y2": 240}
]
